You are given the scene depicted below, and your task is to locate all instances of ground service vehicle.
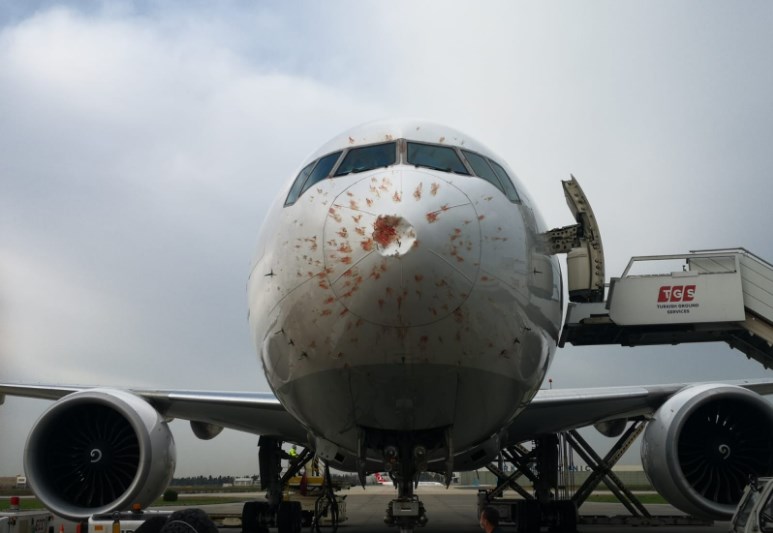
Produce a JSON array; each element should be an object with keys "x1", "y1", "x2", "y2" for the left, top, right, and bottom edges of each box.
[
  {"x1": 0, "y1": 499, "x2": 52, "y2": 533},
  {"x1": 730, "y1": 477, "x2": 773, "y2": 533}
]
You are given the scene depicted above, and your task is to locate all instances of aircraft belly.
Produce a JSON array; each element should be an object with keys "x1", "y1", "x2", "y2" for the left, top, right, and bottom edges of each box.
[
  {"x1": 274, "y1": 361, "x2": 540, "y2": 455},
  {"x1": 261, "y1": 282, "x2": 554, "y2": 454}
]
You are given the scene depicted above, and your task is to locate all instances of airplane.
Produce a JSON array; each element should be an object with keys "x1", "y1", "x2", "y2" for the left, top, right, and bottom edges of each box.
[
  {"x1": 372, "y1": 471, "x2": 442, "y2": 488},
  {"x1": 2, "y1": 118, "x2": 773, "y2": 533},
  {"x1": 373, "y1": 472, "x2": 392, "y2": 485}
]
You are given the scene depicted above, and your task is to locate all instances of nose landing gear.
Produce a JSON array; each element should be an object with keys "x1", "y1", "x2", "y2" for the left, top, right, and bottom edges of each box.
[
  {"x1": 381, "y1": 444, "x2": 431, "y2": 533},
  {"x1": 384, "y1": 493, "x2": 428, "y2": 533}
]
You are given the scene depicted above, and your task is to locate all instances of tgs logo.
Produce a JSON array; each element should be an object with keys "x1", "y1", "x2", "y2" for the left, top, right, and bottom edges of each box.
[{"x1": 658, "y1": 285, "x2": 696, "y2": 302}]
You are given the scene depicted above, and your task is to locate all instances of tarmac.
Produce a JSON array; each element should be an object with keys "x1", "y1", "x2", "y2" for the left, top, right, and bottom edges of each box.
[{"x1": 38, "y1": 486, "x2": 734, "y2": 533}]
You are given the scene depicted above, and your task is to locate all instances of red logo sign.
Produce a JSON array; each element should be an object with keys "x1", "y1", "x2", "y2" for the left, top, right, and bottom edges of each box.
[{"x1": 658, "y1": 285, "x2": 696, "y2": 302}]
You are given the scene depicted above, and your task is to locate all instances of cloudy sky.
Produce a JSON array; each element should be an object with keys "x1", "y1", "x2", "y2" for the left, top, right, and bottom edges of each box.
[{"x1": 1, "y1": 1, "x2": 772, "y2": 476}]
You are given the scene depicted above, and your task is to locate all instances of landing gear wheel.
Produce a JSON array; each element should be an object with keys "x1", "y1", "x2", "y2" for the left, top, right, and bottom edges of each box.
[
  {"x1": 515, "y1": 500, "x2": 540, "y2": 533},
  {"x1": 547, "y1": 501, "x2": 577, "y2": 533},
  {"x1": 241, "y1": 501, "x2": 269, "y2": 533},
  {"x1": 277, "y1": 501, "x2": 302, "y2": 533},
  {"x1": 301, "y1": 510, "x2": 314, "y2": 528},
  {"x1": 557, "y1": 501, "x2": 577, "y2": 533}
]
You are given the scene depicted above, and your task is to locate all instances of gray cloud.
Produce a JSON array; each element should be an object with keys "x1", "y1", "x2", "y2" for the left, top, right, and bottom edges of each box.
[{"x1": 1, "y1": 1, "x2": 772, "y2": 475}]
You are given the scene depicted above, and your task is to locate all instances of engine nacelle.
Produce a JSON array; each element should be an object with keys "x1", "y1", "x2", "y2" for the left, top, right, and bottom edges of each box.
[
  {"x1": 641, "y1": 383, "x2": 773, "y2": 519},
  {"x1": 24, "y1": 389, "x2": 176, "y2": 521}
]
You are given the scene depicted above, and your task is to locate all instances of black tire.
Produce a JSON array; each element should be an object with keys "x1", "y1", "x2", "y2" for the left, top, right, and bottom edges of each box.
[
  {"x1": 515, "y1": 500, "x2": 540, "y2": 533},
  {"x1": 301, "y1": 510, "x2": 314, "y2": 528},
  {"x1": 557, "y1": 501, "x2": 577, "y2": 533},
  {"x1": 241, "y1": 501, "x2": 259, "y2": 533},
  {"x1": 242, "y1": 501, "x2": 271, "y2": 533},
  {"x1": 277, "y1": 501, "x2": 302, "y2": 533},
  {"x1": 134, "y1": 516, "x2": 169, "y2": 533},
  {"x1": 161, "y1": 509, "x2": 218, "y2": 533}
]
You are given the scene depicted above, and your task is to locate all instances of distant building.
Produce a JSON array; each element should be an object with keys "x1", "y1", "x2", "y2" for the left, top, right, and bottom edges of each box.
[
  {"x1": 234, "y1": 478, "x2": 255, "y2": 487},
  {"x1": 459, "y1": 465, "x2": 651, "y2": 490},
  {"x1": 0, "y1": 476, "x2": 27, "y2": 489}
]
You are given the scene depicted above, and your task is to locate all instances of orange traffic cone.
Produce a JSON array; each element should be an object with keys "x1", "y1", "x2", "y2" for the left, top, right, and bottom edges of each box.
[{"x1": 59, "y1": 524, "x2": 65, "y2": 533}]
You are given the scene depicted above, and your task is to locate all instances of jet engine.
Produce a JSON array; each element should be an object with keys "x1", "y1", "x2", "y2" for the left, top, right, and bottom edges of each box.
[
  {"x1": 641, "y1": 383, "x2": 773, "y2": 519},
  {"x1": 24, "y1": 389, "x2": 176, "y2": 521}
]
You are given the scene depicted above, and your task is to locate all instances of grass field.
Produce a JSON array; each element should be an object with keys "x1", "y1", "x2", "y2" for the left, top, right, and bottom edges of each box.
[
  {"x1": 586, "y1": 493, "x2": 667, "y2": 504},
  {"x1": 0, "y1": 496, "x2": 251, "y2": 512}
]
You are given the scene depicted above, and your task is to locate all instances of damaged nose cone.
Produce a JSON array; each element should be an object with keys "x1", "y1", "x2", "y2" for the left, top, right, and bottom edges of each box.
[
  {"x1": 323, "y1": 168, "x2": 481, "y2": 327},
  {"x1": 373, "y1": 215, "x2": 416, "y2": 257}
]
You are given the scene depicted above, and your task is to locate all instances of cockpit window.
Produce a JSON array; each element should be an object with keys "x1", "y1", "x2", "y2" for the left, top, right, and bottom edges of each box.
[
  {"x1": 334, "y1": 142, "x2": 396, "y2": 176},
  {"x1": 300, "y1": 151, "x2": 342, "y2": 196},
  {"x1": 462, "y1": 150, "x2": 505, "y2": 193},
  {"x1": 284, "y1": 151, "x2": 342, "y2": 206},
  {"x1": 489, "y1": 160, "x2": 521, "y2": 202},
  {"x1": 407, "y1": 142, "x2": 469, "y2": 175},
  {"x1": 284, "y1": 138, "x2": 522, "y2": 208},
  {"x1": 285, "y1": 161, "x2": 315, "y2": 206}
]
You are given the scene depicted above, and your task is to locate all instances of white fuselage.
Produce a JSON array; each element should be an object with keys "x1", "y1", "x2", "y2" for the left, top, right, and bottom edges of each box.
[{"x1": 247, "y1": 120, "x2": 562, "y2": 467}]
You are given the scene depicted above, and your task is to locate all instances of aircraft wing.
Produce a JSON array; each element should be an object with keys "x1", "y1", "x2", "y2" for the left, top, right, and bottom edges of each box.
[
  {"x1": 4, "y1": 378, "x2": 773, "y2": 447},
  {"x1": 0, "y1": 383, "x2": 308, "y2": 442},
  {"x1": 505, "y1": 377, "x2": 773, "y2": 441},
  {"x1": 0, "y1": 379, "x2": 773, "y2": 443}
]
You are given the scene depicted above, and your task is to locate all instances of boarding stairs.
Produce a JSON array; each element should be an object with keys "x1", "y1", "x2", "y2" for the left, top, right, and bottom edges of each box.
[
  {"x1": 560, "y1": 248, "x2": 773, "y2": 369},
  {"x1": 512, "y1": 179, "x2": 773, "y2": 529}
]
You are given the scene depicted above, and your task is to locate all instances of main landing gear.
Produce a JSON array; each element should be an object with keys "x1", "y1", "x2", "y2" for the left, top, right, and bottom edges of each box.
[
  {"x1": 478, "y1": 434, "x2": 578, "y2": 532},
  {"x1": 241, "y1": 436, "x2": 310, "y2": 533},
  {"x1": 478, "y1": 423, "x2": 648, "y2": 532}
]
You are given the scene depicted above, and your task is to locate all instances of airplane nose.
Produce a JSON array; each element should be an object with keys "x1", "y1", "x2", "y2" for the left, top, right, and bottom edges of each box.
[{"x1": 323, "y1": 169, "x2": 481, "y2": 327}]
